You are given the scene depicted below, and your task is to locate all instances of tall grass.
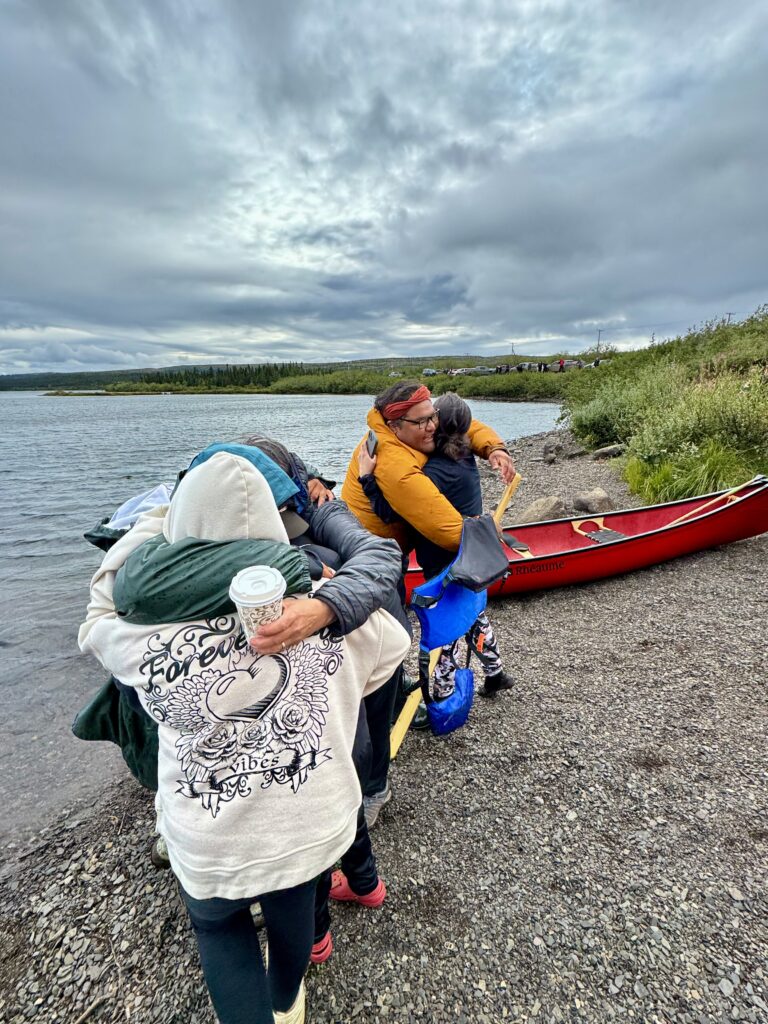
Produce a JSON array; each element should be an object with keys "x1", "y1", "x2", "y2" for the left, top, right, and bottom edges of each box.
[{"x1": 563, "y1": 310, "x2": 768, "y2": 501}]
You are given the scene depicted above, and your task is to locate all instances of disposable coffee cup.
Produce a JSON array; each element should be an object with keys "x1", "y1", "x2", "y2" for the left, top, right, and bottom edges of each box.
[{"x1": 229, "y1": 565, "x2": 287, "y2": 637}]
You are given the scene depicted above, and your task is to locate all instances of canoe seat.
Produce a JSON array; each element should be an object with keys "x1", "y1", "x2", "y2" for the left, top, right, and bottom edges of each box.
[
  {"x1": 581, "y1": 527, "x2": 626, "y2": 544},
  {"x1": 503, "y1": 532, "x2": 534, "y2": 559},
  {"x1": 571, "y1": 517, "x2": 626, "y2": 544}
]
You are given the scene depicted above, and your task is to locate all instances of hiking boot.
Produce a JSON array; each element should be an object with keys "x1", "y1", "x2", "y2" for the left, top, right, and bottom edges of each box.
[
  {"x1": 329, "y1": 870, "x2": 387, "y2": 908},
  {"x1": 411, "y1": 700, "x2": 430, "y2": 731},
  {"x1": 363, "y1": 784, "x2": 392, "y2": 829},
  {"x1": 482, "y1": 670, "x2": 515, "y2": 697},
  {"x1": 273, "y1": 980, "x2": 306, "y2": 1024},
  {"x1": 150, "y1": 835, "x2": 171, "y2": 870},
  {"x1": 400, "y1": 670, "x2": 420, "y2": 696},
  {"x1": 310, "y1": 931, "x2": 333, "y2": 964}
]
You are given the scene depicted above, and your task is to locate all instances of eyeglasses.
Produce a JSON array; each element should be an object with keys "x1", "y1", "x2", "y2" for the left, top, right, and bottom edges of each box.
[{"x1": 398, "y1": 412, "x2": 439, "y2": 430}]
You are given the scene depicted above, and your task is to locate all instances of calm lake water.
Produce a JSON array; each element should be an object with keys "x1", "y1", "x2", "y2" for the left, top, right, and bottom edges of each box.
[{"x1": 0, "y1": 391, "x2": 559, "y2": 846}]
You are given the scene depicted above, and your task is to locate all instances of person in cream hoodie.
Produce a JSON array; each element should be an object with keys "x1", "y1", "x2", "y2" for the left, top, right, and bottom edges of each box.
[{"x1": 79, "y1": 451, "x2": 410, "y2": 1024}]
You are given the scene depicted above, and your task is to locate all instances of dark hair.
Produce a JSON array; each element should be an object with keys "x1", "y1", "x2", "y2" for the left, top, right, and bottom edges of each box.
[
  {"x1": 433, "y1": 392, "x2": 471, "y2": 461},
  {"x1": 241, "y1": 435, "x2": 293, "y2": 475},
  {"x1": 374, "y1": 380, "x2": 423, "y2": 420}
]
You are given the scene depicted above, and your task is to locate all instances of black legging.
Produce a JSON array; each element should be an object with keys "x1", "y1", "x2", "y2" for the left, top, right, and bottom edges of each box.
[
  {"x1": 181, "y1": 878, "x2": 315, "y2": 1024},
  {"x1": 314, "y1": 704, "x2": 379, "y2": 939}
]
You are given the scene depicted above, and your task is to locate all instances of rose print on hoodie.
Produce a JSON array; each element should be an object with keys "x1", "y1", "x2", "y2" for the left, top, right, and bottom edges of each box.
[{"x1": 141, "y1": 619, "x2": 342, "y2": 818}]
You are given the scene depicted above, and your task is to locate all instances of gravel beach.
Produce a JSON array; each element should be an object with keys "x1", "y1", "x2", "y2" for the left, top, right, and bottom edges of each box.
[{"x1": 2, "y1": 428, "x2": 767, "y2": 1024}]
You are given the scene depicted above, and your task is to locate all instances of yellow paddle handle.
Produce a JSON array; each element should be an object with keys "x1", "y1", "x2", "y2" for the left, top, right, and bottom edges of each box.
[
  {"x1": 390, "y1": 688, "x2": 422, "y2": 760},
  {"x1": 665, "y1": 488, "x2": 742, "y2": 528},
  {"x1": 390, "y1": 649, "x2": 442, "y2": 760},
  {"x1": 493, "y1": 472, "x2": 523, "y2": 525}
]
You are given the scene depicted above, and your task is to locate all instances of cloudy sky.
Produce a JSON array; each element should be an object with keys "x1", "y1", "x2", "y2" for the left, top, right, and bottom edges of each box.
[{"x1": 1, "y1": 0, "x2": 766, "y2": 374}]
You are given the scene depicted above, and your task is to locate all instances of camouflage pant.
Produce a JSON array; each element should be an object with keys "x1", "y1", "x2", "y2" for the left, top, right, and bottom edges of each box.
[{"x1": 432, "y1": 610, "x2": 503, "y2": 699}]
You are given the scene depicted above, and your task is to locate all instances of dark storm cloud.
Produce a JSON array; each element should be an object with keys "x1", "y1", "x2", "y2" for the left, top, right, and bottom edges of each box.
[{"x1": 0, "y1": 0, "x2": 766, "y2": 373}]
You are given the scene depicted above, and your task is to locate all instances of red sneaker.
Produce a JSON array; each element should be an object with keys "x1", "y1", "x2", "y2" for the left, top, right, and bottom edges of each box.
[
  {"x1": 329, "y1": 870, "x2": 387, "y2": 908},
  {"x1": 310, "y1": 931, "x2": 333, "y2": 964}
]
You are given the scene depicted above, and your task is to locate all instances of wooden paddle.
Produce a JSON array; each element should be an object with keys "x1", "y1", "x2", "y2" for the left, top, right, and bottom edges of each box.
[
  {"x1": 664, "y1": 482, "x2": 746, "y2": 529},
  {"x1": 493, "y1": 472, "x2": 523, "y2": 525},
  {"x1": 390, "y1": 648, "x2": 441, "y2": 760},
  {"x1": 391, "y1": 473, "x2": 524, "y2": 759}
]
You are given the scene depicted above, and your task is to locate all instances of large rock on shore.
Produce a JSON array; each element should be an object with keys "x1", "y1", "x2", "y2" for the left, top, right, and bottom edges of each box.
[
  {"x1": 516, "y1": 495, "x2": 566, "y2": 522},
  {"x1": 573, "y1": 487, "x2": 615, "y2": 513},
  {"x1": 592, "y1": 443, "x2": 624, "y2": 459}
]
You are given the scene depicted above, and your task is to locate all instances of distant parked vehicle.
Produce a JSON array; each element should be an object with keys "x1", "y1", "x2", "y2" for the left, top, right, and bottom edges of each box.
[
  {"x1": 515, "y1": 361, "x2": 538, "y2": 371},
  {"x1": 468, "y1": 365, "x2": 494, "y2": 375},
  {"x1": 546, "y1": 359, "x2": 582, "y2": 372},
  {"x1": 388, "y1": 370, "x2": 402, "y2": 377},
  {"x1": 422, "y1": 368, "x2": 439, "y2": 377}
]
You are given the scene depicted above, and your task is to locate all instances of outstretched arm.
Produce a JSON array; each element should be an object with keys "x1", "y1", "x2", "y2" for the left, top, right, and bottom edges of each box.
[
  {"x1": 468, "y1": 420, "x2": 516, "y2": 482},
  {"x1": 249, "y1": 499, "x2": 408, "y2": 653}
]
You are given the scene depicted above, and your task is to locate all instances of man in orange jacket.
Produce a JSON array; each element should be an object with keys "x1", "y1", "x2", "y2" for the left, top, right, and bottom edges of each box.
[
  {"x1": 341, "y1": 381, "x2": 516, "y2": 828},
  {"x1": 342, "y1": 381, "x2": 516, "y2": 554}
]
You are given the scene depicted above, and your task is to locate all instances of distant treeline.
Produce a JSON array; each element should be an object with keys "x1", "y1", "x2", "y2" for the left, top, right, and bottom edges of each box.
[
  {"x1": 109, "y1": 362, "x2": 322, "y2": 392},
  {"x1": 0, "y1": 368, "x2": 149, "y2": 391},
  {"x1": 1, "y1": 353, "x2": 521, "y2": 392}
]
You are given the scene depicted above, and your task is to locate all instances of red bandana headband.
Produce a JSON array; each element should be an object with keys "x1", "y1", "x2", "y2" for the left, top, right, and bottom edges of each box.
[{"x1": 382, "y1": 385, "x2": 432, "y2": 421}]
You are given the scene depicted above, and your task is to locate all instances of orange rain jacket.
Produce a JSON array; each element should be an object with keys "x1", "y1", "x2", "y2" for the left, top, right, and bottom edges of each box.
[{"x1": 341, "y1": 408, "x2": 507, "y2": 553}]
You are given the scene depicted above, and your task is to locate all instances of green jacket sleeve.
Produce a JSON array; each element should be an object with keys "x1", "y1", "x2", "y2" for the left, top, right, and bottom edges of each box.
[
  {"x1": 113, "y1": 535, "x2": 312, "y2": 625},
  {"x1": 72, "y1": 677, "x2": 159, "y2": 791}
]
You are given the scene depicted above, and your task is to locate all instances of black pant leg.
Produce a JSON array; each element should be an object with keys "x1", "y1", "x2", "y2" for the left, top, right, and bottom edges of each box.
[
  {"x1": 340, "y1": 803, "x2": 378, "y2": 895},
  {"x1": 363, "y1": 664, "x2": 401, "y2": 797}
]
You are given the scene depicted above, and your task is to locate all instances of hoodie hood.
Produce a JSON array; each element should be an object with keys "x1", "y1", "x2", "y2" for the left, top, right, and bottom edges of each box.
[
  {"x1": 186, "y1": 443, "x2": 298, "y2": 509},
  {"x1": 164, "y1": 452, "x2": 289, "y2": 544}
]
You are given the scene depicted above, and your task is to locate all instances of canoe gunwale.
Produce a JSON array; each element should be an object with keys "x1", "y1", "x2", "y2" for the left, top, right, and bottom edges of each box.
[
  {"x1": 403, "y1": 476, "x2": 768, "y2": 596},
  {"x1": 498, "y1": 477, "x2": 768, "y2": 562}
]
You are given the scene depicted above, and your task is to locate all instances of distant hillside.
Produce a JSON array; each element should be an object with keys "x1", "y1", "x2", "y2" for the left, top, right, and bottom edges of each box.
[
  {"x1": 0, "y1": 352, "x2": 526, "y2": 391},
  {"x1": 0, "y1": 367, "x2": 151, "y2": 391}
]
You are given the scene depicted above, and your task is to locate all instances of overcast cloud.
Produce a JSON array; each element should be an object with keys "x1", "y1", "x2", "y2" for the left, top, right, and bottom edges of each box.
[{"x1": 1, "y1": 0, "x2": 766, "y2": 374}]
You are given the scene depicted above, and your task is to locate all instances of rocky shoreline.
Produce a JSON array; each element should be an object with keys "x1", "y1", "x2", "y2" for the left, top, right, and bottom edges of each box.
[{"x1": 2, "y1": 428, "x2": 767, "y2": 1024}]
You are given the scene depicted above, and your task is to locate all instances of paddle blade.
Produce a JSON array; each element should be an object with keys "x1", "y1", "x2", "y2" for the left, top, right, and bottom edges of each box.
[{"x1": 493, "y1": 472, "x2": 522, "y2": 525}]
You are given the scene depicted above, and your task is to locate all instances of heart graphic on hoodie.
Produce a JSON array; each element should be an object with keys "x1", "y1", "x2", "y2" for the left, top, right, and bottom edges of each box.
[{"x1": 206, "y1": 657, "x2": 289, "y2": 722}]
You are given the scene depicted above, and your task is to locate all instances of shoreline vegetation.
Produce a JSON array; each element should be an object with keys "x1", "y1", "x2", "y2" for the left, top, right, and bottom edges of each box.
[
  {"x1": 41, "y1": 309, "x2": 768, "y2": 504},
  {"x1": 3, "y1": 430, "x2": 766, "y2": 1023}
]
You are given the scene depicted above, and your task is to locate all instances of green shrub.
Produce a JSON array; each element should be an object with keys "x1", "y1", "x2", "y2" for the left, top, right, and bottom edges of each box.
[
  {"x1": 567, "y1": 363, "x2": 690, "y2": 447},
  {"x1": 628, "y1": 370, "x2": 768, "y2": 466},
  {"x1": 268, "y1": 370, "x2": 392, "y2": 395},
  {"x1": 432, "y1": 373, "x2": 567, "y2": 401},
  {"x1": 625, "y1": 438, "x2": 763, "y2": 502}
]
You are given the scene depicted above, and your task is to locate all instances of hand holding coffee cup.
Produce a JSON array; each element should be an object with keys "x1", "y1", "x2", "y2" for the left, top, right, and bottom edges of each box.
[
  {"x1": 229, "y1": 566, "x2": 287, "y2": 640},
  {"x1": 248, "y1": 597, "x2": 335, "y2": 656}
]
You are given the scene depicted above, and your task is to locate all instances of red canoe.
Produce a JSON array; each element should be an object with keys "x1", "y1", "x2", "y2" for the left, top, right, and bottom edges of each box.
[{"x1": 404, "y1": 476, "x2": 768, "y2": 602}]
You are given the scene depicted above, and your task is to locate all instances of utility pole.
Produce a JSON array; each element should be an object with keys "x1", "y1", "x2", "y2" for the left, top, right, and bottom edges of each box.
[
  {"x1": 596, "y1": 328, "x2": 602, "y2": 353},
  {"x1": 725, "y1": 312, "x2": 735, "y2": 324}
]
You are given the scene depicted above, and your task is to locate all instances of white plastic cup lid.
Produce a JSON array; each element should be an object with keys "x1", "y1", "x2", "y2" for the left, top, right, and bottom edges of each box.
[{"x1": 229, "y1": 565, "x2": 287, "y2": 607}]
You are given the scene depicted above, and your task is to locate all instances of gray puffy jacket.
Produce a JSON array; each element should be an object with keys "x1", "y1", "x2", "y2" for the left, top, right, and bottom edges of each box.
[{"x1": 302, "y1": 499, "x2": 410, "y2": 637}]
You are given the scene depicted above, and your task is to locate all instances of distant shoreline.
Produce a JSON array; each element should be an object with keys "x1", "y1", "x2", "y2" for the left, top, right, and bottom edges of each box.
[{"x1": 40, "y1": 389, "x2": 560, "y2": 404}]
